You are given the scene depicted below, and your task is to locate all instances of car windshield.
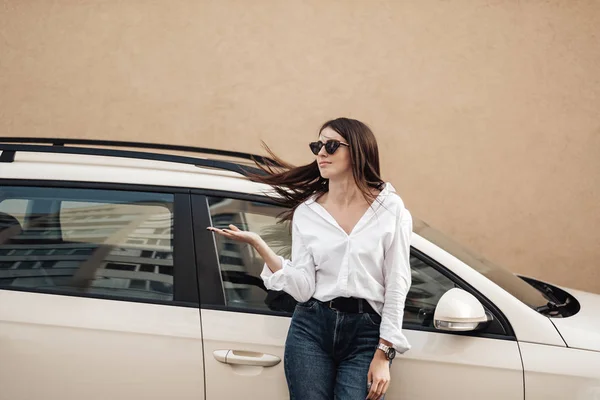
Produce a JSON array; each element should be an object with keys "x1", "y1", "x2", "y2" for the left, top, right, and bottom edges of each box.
[{"x1": 413, "y1": 218, "x2": 549, "y2": 310}]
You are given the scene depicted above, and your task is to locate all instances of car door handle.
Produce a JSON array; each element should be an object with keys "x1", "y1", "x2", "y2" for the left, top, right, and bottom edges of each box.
[{"x1": 213, "y1": 350, "x2": 281, "y2": 367}]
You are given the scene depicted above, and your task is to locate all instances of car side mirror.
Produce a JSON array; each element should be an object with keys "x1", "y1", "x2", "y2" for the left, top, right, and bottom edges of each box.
[{"x1": 433, "y1": 288, "x2": 489, "y2": 332}]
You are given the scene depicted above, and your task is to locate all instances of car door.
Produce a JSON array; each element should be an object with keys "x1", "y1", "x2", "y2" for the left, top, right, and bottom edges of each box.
[
  {"x1": 387, "y1": 251, "x2": 523, "y2": 399},
  {"x1": 192, "y1": 193, "x2": 291, "y2": 400},
  {"x1": 195, "y1": 191, "x2": 523, "y2": 399},
  {"x1": 0, "y1": 183, "x2": 204, "y2": 400}
]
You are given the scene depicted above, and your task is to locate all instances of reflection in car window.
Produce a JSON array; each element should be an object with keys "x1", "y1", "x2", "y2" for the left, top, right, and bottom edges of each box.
[
  {"x1": 404, "y1": 255, "x2": 456, "y2": 327},
  {"x1": 0, "y1": 186, "x2": 175, "y2": 302},
  {"x1": 207, "y1": 197, "x2": 292, "y2": 312}
]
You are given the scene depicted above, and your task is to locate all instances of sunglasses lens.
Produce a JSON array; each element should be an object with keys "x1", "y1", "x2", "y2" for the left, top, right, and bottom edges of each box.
[
  {"x1": 325, "y1": 141, "x2": 341, "y2": 154},
  {"x1": 309, "y1": 142, "x2": 322, "y2": 155}
]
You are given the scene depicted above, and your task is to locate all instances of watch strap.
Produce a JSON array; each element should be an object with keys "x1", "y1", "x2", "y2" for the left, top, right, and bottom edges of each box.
[{"x1": 377, "y1": 343, "x2": 390, "y2": 356}]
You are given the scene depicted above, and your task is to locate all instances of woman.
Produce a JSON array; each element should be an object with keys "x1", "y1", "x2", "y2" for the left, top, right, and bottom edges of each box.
[{"x1": 207, "y1": 117, "x2": 412, "y2": 400}]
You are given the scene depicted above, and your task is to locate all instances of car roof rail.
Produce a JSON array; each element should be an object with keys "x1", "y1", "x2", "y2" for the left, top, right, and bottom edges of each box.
[{"x1": 0, "y1": 137, "x2": 281, "y2": 176}]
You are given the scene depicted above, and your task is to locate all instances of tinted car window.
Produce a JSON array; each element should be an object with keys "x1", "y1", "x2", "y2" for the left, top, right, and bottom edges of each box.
[
  {"x1": 207, "y1": 196, "x2": 291, "y2": 312},
  {"x1": 0, "y1": 186, "x2": 175, "y2": 302},
  {"x1": 404, "y1": 255, "x2": 457, "y2": 327}
]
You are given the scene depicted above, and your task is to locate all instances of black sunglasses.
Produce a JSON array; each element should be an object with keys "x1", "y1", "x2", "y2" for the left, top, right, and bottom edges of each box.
[{"x1": 309, "y1": 140, "x2": 350, "y2": 155}]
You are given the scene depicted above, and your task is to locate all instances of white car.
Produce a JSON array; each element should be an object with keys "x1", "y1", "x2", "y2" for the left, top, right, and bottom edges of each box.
[{"x1": 0, "y1": 138, "x2": 598, "y2": 400}]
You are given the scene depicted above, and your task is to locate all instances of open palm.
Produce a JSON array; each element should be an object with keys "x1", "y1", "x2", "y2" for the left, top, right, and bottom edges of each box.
[{"x1": 207, "y1": 224, "x2": 260, "y2": 245}]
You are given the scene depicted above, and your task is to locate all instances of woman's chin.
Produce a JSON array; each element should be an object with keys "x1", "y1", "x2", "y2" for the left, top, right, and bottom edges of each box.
[{"x1": 320, "y1": 169, "x2": 348, "y2": 181}]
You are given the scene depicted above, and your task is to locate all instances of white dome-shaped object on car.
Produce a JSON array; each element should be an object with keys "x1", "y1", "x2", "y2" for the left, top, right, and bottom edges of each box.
[{"x1": 433, "y1": 288, "x2": 488, "y2": 332}]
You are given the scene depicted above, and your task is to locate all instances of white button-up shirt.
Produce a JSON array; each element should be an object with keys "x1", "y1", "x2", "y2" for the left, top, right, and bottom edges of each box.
[{"x1": 261, "y1": 182, "x2": 412, "y2": 353}]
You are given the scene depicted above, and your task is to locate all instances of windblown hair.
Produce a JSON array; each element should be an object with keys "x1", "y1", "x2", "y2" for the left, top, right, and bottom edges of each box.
[{"x1": 249, "y1": 117, "x2": 385, "y2": 221}]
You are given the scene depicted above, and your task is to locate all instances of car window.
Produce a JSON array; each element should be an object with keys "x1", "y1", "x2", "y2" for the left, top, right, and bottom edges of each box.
[
  {"x1": 207, "y1": 196, "x2": 291, "y2": 312},
  {"x1": 0, "y1": 198, "x2": 29, "y2": 227},
  {"x1": 0, "y1": 186, "x2": 175, "y2": 302},
  {"x1": 404, "y1": 255, "x2": 457, "y2": 327}
]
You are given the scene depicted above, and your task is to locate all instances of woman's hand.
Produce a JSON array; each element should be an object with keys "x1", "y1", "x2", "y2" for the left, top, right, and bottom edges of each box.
[
  {"x1": 366, "y1": 350, "x2": 390, "y2": 400},
  {"x1": 207, "y1": 224, "x2": 261, "y2": 246},
  {"x1": 207, "y1": 224, "x2": 284, "y2": 274}
]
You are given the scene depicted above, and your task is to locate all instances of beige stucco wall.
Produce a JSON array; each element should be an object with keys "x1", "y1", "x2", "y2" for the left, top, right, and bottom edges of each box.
[{"x1": 1, "y1": 0, "x2": 599, "y2": 293}]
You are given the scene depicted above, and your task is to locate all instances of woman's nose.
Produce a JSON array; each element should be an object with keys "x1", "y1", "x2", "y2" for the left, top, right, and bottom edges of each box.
[{"x1": 318, "y1": 145, "x2": 328, "y2": 156}]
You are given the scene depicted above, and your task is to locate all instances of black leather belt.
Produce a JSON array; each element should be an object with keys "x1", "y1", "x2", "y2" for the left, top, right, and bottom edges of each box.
[{"x1": 324, "y1": 297, "x2": 377, "y2": 314}]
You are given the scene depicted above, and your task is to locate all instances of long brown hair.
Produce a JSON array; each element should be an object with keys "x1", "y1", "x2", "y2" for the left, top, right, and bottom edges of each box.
[{"x1": 250, "y1": 117, "x2": 385, "y2": 221}]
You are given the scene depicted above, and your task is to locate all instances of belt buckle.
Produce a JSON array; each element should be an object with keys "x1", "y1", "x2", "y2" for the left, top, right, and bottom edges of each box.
[{"x1": 329, "y1": 300, "x2": 338, "y2": 311}]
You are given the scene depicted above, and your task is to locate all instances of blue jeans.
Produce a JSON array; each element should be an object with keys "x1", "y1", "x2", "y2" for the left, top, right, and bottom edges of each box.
[{"x1": 284, "y1": 298, "x2": 386, "y2": 400}]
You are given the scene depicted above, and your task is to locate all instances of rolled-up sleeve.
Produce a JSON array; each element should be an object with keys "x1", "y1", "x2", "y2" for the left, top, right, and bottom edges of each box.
[
  {"x1": 260, "y1": 216, "x2": 316, "y2": 303},
  {"x1": 380, "y1": 205, "x2": 413, "y2": 353}
]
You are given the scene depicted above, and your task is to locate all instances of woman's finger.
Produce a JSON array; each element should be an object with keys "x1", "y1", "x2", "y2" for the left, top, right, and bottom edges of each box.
[
  {"x1": 379, "y1": 380, "x2": 390, "y2": 399},
  {"x1": 208, "y1": 226, "x2": 251, "y2": 243},
  {"x1": 213, "y1": 227, "x2": 232, "y2": 235},
  {"x1": 371, "y1": 379, "x2": 384, "y2": 400},
  {"x1": 228, "y1": 224, "x2": 241, "y2": 232},
  {"x1": 367, "y1": 380, "x2": 379, "y2": 400}
]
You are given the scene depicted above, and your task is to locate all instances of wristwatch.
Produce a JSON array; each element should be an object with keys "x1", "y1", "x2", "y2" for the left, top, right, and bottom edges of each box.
[{"x1": 377, "y1": 343, "x2": 396, "y2": 360}]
